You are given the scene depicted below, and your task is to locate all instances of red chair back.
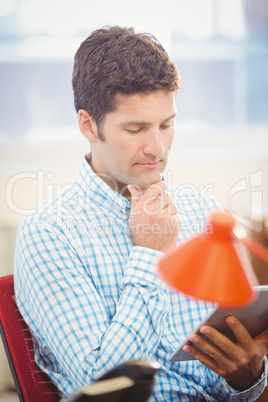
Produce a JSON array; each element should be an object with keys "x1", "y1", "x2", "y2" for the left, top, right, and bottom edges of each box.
[{"x1": 0, "y1": 275, "x2": 60, "y2": 401}]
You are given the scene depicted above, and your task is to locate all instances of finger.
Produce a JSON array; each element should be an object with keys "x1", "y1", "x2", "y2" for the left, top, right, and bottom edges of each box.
[
  {"x1": 160, "y1": 203, "x2": 178, "y2": 216},
  {"x1": 197, "y1": 325, "x2": 238, "y2": 358},
  {"x1": 254, "y1": 328, "x2": 268, "y2": 355},
  {"x1": 143, "y1": 181, "x2": 167, "y2": 202},
  {"x1": 173, "y1": 213, "x2": 182, "y2": 225},
  {"x1": 127, "y1": 184, "x2": 143, "y2": 206},
  {"x1": 182, "y1": 340, "x2": 236, "y2": 383},
  {"x1": 183, "y1": 337, "x2": 228, "y2": 370},
  {"x1": 157, "y1": 192, "x2": 172, "y2": 209},
  {"x1": 146, "y1": 192, "x2": 173, "y2": 214},
  {"x1": 199, "y1": 322, "x2": 250, "y2": 361},
  {"x1": 185, "y1": 331, "x2": 235, "y2": 367},
  {"x1": 225, "y1": 316, "x2": 254, "y2": 349},
  {"x1": 255, "y1": 327, "x2": 268, "y2": 344}
]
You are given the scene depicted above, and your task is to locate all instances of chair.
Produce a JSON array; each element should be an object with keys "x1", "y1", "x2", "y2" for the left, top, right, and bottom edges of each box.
[
  {"x1": 0, "y1": 274, "x2": 159, "y2": 402},
  {"x1": 0, "y1": 274, "x2": 60, "y2": 401}
]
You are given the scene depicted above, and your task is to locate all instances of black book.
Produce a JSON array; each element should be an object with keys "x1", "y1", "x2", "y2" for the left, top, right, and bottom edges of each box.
[{"x1": 67, "y1": 360, "x2": 160, "y2": 402}]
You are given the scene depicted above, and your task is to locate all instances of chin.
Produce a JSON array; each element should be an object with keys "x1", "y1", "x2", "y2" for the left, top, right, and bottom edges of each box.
[{"x1": 135, "y1": 173, "x2": 163, "y2": 191}]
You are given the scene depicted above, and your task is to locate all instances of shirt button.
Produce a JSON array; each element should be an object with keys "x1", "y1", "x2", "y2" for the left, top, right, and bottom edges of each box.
[
  {"x1": 163, "y1": 321, "x2": 168, "y2": 329},
  {"x1": 118, "y1": 213, "x2": 125, "y2": 219}
]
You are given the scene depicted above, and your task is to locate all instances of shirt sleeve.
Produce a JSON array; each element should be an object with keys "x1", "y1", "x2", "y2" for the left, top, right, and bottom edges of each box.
[
  {"x1": 14, "y1": 216, "x2": 169, "y2": 397},
  {"x1": 229, "y1": 356, "x2": 268, "y2": 401},
  {"x1": 202, "y1": 357, "x2": 268, "y2": 401}
]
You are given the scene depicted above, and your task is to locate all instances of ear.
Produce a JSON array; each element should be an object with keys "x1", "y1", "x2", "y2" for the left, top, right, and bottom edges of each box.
[{"x1": 78, "y1": 109, "x2": 98, "y2": 143}]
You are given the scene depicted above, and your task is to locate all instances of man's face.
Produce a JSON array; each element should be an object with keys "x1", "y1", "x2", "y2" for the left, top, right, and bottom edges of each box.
[{"x1": 90, "y1": 90, "x2": 177, "y2": 195}]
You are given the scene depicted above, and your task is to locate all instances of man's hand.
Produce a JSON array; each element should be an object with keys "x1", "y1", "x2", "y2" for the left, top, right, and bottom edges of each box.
[
  {"x1": 128, "y1": 181, "x2": 180, "y2": 252},
  {"x1": 183, "y1": 316, "x2": 268, "y2": 390}
]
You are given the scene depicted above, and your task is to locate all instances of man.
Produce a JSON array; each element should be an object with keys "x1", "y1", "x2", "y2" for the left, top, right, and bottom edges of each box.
[{"x1": 14, "y1": 26, "x2": 268, "y2": 401}]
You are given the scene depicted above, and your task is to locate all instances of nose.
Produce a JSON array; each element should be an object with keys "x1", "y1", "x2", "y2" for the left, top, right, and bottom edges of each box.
[{"x1": 143, "y1": 130, "x2": 164, "y2": 158}]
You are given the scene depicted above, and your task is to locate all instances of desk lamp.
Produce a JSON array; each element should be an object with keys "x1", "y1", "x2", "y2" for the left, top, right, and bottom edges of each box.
[{"x1": 158, "y1": 212, "x2": 268, "y2": 307}]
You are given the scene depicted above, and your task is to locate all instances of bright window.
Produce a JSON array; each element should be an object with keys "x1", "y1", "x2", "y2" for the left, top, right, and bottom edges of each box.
[{"x1": 0, "y1": 0, "x2": 267, "y2": 145}]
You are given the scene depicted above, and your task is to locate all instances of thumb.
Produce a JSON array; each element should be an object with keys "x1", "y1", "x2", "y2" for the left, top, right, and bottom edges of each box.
[
  {"x1": 255, "y1": 327, "x2": 268, "y2": 354},
  {"x1": 127, "y1": 184, "x2": 143, "y2": 205}
]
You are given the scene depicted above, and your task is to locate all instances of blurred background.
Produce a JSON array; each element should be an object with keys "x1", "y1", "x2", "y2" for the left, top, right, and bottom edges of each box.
[{"x1": 0, "y1": 0, "x2": 268, "y2": 399}]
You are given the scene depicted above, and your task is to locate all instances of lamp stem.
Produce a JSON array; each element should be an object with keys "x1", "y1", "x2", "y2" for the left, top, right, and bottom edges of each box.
[{"x1": 242, "y1": 237, "x2": 268, "y2": 264}]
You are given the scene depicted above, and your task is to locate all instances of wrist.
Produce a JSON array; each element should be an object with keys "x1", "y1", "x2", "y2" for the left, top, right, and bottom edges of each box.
[{"x1": 227, "y1": 360, "x2": 265, "y2": 391}]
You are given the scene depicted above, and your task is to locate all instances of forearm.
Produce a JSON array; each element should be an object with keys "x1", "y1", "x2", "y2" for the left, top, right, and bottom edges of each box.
[
  {"x1": 80, "y1": 247, "x2": 169, "y2": 381},
  {"x1": 100, "y1": 247, "x2": 169, "y2": 356}
]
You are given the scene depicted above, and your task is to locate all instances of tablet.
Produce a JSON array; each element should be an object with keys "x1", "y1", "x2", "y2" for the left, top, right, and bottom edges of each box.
[{"x1": 170, "y1": 285, "x2": 268, "y2": 362}]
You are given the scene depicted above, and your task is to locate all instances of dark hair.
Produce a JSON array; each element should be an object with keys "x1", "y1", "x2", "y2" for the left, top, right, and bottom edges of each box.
[{"x1": 72, "y1": 26, "x2": 180, "y2": 127}]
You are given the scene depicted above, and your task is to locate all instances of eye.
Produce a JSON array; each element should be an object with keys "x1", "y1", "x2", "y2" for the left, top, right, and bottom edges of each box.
[
  {"x1": 160, "y1": 124, "x2": 171, "y2": 129},
  {"x1": 126, "y1": 127, "x2": 142, "y2": 134},
  {"x1": 160, "y1": 119, "x2": 174, "y2": 130}
]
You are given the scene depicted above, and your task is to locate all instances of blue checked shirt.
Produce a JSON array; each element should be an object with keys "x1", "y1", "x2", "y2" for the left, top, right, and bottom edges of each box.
[{"x1": 14, "y1": 156, "x2": 267, "y2": 401}]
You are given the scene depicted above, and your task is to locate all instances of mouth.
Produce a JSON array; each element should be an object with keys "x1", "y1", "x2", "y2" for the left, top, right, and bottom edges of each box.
[{"x1": 134, "y1": 160, "x2": 163, "y2": 168}]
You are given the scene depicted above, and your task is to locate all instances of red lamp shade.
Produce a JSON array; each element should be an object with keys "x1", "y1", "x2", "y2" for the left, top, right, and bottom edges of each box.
[{"x1": 158, "y1": 212, "x2": 260, "y2": 307}]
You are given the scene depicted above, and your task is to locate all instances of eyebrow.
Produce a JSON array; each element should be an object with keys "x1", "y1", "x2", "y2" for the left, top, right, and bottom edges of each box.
[
  {"x1": 161, "y1": 113, "x2": 178, "y2": 123},
  {"x1": 121, "y1": 113, "x2": 178, "y2": 126}
]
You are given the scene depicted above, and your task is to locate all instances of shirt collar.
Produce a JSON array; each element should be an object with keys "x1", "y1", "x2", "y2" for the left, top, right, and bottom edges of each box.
[{"x1": 75, "y1": 155, "x2": 131, "y2": 216}]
